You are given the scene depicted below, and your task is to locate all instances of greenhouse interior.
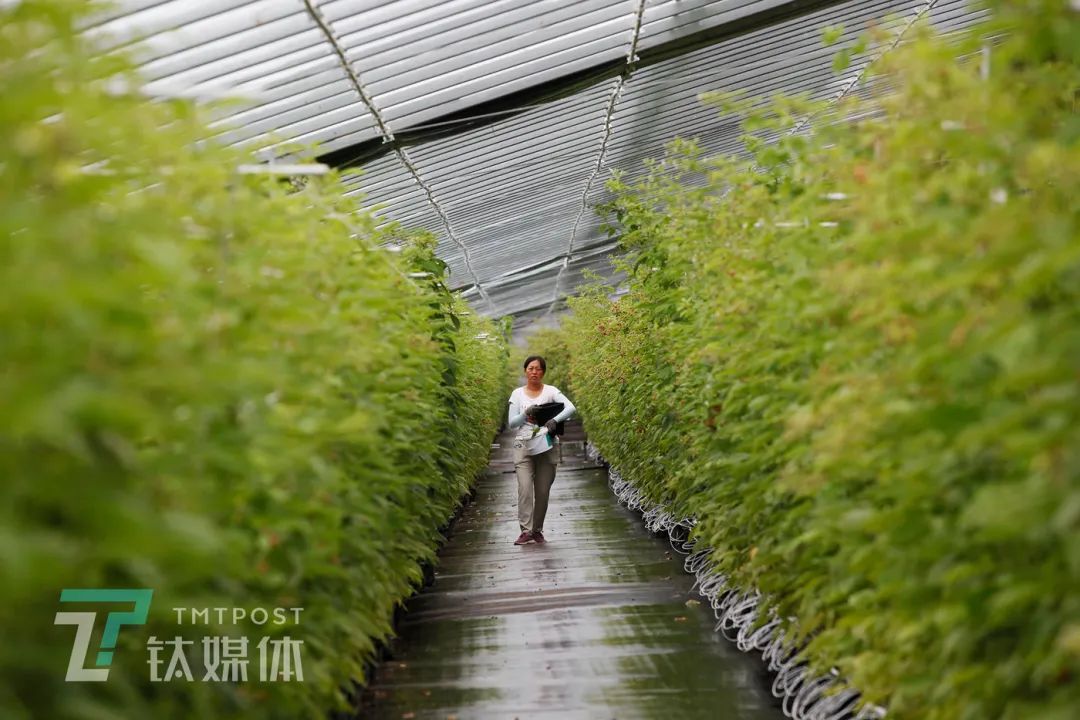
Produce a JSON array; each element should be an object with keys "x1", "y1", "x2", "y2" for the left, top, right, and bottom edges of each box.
[{"x1": 1, "y1": 0, "x2": 1077, "y2": 719}]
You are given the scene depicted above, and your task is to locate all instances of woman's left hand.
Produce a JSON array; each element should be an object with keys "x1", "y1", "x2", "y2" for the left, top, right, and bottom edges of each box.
[{"x1": 544, "y1": 420, "x2": 557, "y2": 433}]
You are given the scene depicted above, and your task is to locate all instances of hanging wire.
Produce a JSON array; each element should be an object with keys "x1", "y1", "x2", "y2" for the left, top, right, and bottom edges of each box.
[
  {"x1": 585, "y1": 441, "x2": 888, "y2": 720},
  {"x1": 788, "y1": 0, "x2": 941, "y2": 139},
  {"x1": 301, "y1": 0, "x2": 495, "y2": 315},
  {"x1": 544, "y1": 0, "x2": 649, "y2": 319}
]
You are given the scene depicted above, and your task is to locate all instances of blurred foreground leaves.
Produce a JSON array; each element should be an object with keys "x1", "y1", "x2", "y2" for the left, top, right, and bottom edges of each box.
[{"x1": 0, "y1": 3, "x2": 507, "y2": 718}]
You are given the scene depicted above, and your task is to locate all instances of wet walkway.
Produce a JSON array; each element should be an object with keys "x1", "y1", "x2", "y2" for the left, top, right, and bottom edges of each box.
[{"x1": 360, "y1": 423, "x2": 783, "y2": 720}]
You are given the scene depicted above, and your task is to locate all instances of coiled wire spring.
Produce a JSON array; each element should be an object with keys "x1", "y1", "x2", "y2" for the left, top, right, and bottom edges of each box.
[{"x1": 585, "y1": 443, "x2": 886, "y2": 720}]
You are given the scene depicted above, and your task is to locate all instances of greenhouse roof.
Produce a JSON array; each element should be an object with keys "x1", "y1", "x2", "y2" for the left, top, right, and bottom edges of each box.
[{"x1": 94, "y1": 0, "x2": 987, "y2": 328}]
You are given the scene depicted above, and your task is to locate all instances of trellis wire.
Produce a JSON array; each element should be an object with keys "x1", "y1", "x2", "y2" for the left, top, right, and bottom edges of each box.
[{"x1": 585, "y1": 442, "x2": 887, "y2": 720}]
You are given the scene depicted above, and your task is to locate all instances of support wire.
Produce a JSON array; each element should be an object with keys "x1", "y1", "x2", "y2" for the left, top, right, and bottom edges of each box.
[
  {"x1": 301, "y1": 0, "x2": 496, "y2": 314},
  {"x1": 545, "y1": 0, "x2": 649, "y2": 318}
]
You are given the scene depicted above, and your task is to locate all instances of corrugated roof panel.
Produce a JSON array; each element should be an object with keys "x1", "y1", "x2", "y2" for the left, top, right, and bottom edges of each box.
[
  {"x1": 639, "y1": 0, "x2": 789, "y2": 48},
  {"x1": 377, "y1": 42, "x2": 629, "y2": 130},
  {"x1": 341, "y1": 0, "x2": 630, "y2": 86},
  {"x1": 88, "y1": 0, "x2": 258, "y2": 48},
  {"x1": 413, "y1": 96, "x2": 609, "y2": 167},
  {"x1": 91, "y1": 0, "x2": 991, "y2": 324},
  {"x1": 334, "y1": 0, "x2": 633, "y2": 128},
  {"x1": 418, "y1": 124, "x2": 606, "y2": 198},
  {"x1": 126, "y1": 1, "x2": 302, "y2": 69},
  {"x1": 446, "y1": 180, "x2": 597, "y2": 233},
  {"x1": 152, "y1": 40, "x2": 331, "y2": 95},
  {"x1": 217, "y1": 95, "x2": 367, "y2": 147},
  {"x1": 252, "y1": 114, "x2": 379, "y2": 156},
  {"x1": 208, "y1": 82, "x2": 353, "y2": 135},
  {"x1": 356, "y1": 80, "x2": 616, "y2": 291}
]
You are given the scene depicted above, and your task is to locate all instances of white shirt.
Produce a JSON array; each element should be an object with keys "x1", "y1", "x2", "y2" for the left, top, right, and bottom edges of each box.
[{"x1": 507, "y1": 385, "x2": 576, "y2": 456}]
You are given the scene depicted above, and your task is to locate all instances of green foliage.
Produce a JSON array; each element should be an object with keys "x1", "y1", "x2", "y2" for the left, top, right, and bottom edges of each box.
[
  {"x1": 564, "y1": 2, "x2": 1080, "y2": 718},
  {"x1": 0, "y1": 3, "x2": 505, "y2": 718},
  {"x1": 822, "y1": 24, "x2": 846, "y2": 46}
]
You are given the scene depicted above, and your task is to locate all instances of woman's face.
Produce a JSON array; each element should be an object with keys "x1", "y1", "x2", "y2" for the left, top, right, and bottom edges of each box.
[{"x1": 525, "y1": 361, "x2": 545, "y2": 383}]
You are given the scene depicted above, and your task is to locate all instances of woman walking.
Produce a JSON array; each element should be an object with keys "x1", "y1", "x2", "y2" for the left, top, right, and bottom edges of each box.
[{"x1": 506, "y1": 355, "x2": 575, "y2": 545}]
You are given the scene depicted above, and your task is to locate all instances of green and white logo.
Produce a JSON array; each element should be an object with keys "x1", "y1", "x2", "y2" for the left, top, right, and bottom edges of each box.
[{"x1": 54, "y1": 588, "x2": 153, "y2": 682}]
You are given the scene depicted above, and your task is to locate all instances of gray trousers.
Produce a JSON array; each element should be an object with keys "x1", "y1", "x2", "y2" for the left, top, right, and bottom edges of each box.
[{"x1": 514, "y1": 446, "x2": 559, "y2": 532}]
